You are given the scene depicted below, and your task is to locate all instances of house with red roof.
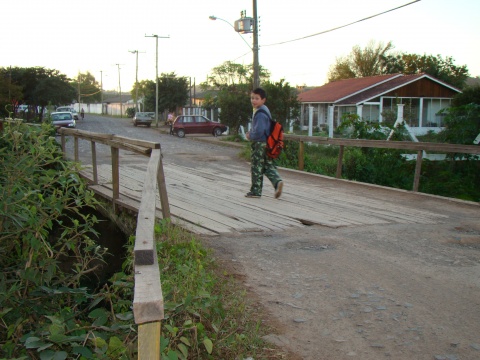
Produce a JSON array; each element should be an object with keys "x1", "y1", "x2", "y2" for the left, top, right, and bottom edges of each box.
[{"x1": 297, "y1": 73, "x2": 461, "y2": 136}]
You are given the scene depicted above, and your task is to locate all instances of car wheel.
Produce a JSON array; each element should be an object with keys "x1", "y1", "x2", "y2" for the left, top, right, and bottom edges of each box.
[
  {"x1": 147, "y1": 124, "x2": 151, "y2": 128},
  {"x1": 213, "y1": 127, "x2": 223, "y2": 137},
  {"x1": 177, "y1": 129, "x2": 185, "y2": 138},
  {"x1": 134, "y1": 122, "x2": 138, "y2": 127}
]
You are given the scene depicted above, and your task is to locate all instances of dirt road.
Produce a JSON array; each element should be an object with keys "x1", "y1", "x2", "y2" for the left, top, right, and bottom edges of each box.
[{"x1": 202, "y1": 180, "x2": 480, "y2": 360}]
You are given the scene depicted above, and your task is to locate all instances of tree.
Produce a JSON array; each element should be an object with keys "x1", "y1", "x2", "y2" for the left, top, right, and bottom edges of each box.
[
  {"x1": 2, "y1": 67, "x2": 76, "y2": 121},
  {"x1": 327, "y1": 41, "x2": 469, "y2": 89},
  {"x1": 216, "y1": 84, "x2": 252, "y2": 134},
  {"x1": 158, "y1": 73, "x2": 189, "y2": 113},
  {"x1": 71, "y1": 71, "x2": 102, "y2": 103},
  {"x1": 262, "y1": 79, "x2": 300, "y2": 127},
  {"x1": 142, "y1": 73, "x2": 189, "y2": 117},
  {"x1": 132, "y1": 79, "x2": 155, "y2": 111},
  {"x1": 437, "y1": 104, "x2": 480, "y2": 145},
  {"x1": 0, "y1": 67, "x2": 23, "y2": 117},
  {"x1": 452, "y1": 85, "x2": 480, "y2": 107},
  {"x1": 328, "y1": 41, "x2": 393, "y2": 81},
  {"x1": 202, "y1": 62, "x2": 255, "y2": 133},
  {"x1": 382, "y1": 53, "x2": 469, "y2": 89},
  {"x1": 201, "y1": 62, "x2": 299, "y2": 134},
  {"x1": 205, "y1": 61, "x2": 270, "y2": 90}
]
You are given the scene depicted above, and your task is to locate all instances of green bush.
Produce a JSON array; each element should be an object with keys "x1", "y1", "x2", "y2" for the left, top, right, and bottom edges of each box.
[{"x1": 0, "y1": 121, "x2": 136, "y2": 359}]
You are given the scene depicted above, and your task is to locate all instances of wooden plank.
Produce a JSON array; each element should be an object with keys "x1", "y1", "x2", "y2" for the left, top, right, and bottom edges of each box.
[
  {"x1": 413, "y1": 150, "x2": 423, "y2": 192},
  {"x1": 336, "y1": 145, "x2": 344, "y2": 178},
  {"x1": 134, "y1": 152, "x2": 160, "y2": 266},
  {"x1": 299, "y1": 140, "x2": 304, "y2": 171},
  {"x1": 156, "y1": 150, "x2": 171, "y2": 219},
  {"x1": 133, "y1": 259, "x2": 164, "y2": 323},
  {"x1": 111, "y1": 147, "x2": 120, "y2": 201},
  {"x1": 91, "y1": 141, "x2": 98, "y2": 185}
]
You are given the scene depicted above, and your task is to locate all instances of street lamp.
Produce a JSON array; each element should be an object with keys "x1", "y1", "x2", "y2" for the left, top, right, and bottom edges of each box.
[
  {"x1": 145, "y1": 34, "x2": 169, "y2": 127},
  {"x1": 129, "y1": 50, "x2": 145, "y2": 112},
  {"x1": 209, "y1": 16, "x2": 253, "y2": 51},
  {"x1": 209, "y1": 0, "x2": 260, "y2": 89}
]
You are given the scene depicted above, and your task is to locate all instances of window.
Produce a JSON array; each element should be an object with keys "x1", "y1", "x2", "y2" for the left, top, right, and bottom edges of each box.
[
  {"x1": 422, "y1": 98, "x2": 451, "y2": 127},
  {"x1": 362, "y1": 104, "x2": 380, "y2": 123}
]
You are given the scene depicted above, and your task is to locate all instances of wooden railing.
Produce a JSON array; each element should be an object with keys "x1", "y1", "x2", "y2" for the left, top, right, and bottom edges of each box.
[
  {"x1": 58, "y1": 128, "x2": 168, "y2": 359},
  {"x1": 285, "y1": 135, "x2": 480, "y2": 192}
]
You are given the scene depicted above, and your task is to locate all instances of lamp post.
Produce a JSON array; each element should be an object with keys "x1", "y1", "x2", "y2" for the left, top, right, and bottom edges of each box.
[
  {"x1": 210, "y1": 0, "x2": 260, "y2": 89},
  {"x1": 115, "y1": 64, "x2": 122, "y2": 118},
  {"x1": 145, "y1": 34, "x2": 169, "y2": 127},
  {"x1": 129, "y1": 50, "x2": 145, "y2": 112}
]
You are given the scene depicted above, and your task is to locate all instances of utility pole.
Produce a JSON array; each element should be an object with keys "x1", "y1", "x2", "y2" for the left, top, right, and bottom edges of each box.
[
  {"x1": 116, "y1": 64, "x2": 123, "y2": 118},
  {"x1": 129, "y1": 50, "x2": 145, "y2": 112},
  {"x1": 145, "y1": 34, "x2": 169, "y2": 127},
  {"x1": 252, "y1": 0, "x2": 260, "y2": 89},
  {"x1": 100, "y1": 70, "x2": 104, "y2": 114},
  {"x1": 77, "y1": 72, "x2": 81, "y2": 112}
]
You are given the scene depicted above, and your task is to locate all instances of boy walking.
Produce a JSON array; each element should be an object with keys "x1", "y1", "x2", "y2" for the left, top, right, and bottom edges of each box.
[{"x1": 245, "y1": 88, "x2": 283, "y2": 199}]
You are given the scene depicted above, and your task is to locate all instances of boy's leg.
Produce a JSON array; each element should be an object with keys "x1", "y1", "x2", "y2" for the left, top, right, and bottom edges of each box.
[
  {"x1": 264, "y1": 157, "x2": 282, "y2": 190},
  {"x1": 250, "y1": 142, "x2": 265, "y2": 196}
]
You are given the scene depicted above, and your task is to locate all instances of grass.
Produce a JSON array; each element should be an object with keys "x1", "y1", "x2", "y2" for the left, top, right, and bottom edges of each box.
[{"x1": 142, "y1": 218, "x2": 292, "y2": 359}]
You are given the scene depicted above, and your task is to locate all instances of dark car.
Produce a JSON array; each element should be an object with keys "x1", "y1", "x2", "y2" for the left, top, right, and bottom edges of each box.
[
  {"x1": 173, "y1": 115, "x2": 228, "y2": 138},
  {"x1": 133, "y1": 112, "x2": 154, "y2": 127},
  {"x1": 51, "y1": 111, "x2": 76, "y2": 129}
]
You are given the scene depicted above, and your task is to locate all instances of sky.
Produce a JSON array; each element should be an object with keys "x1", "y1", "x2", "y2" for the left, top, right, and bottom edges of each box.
[{"x1": 2, "y1": 0, "x2": 479, "y2": 92}]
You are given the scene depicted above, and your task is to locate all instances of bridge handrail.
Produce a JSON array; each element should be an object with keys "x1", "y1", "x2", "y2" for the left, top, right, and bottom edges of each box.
[
  {"x1": 284, "y1": 134, "x2": 480, "y2": 192},
  {"x1": 58, "y1": 127, "x2": 167, "y2": 359}
]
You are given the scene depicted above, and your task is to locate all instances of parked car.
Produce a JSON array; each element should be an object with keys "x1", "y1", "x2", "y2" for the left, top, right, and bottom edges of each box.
[
  {"x1": 56, "y1": 106, "x2": 79, "y2": 120},
  {"x1": 133, "y1": 112, "x2": 154, "y2": 127},
  {"x1": 17, "y1": 104, "x2": 29, "y2": 113},
  {"x1": 173, "y1": 115, "x2": 228, "y2": 138},
  {"x1": 51, "y1": 111, "x2": 76, "y2": 130}
]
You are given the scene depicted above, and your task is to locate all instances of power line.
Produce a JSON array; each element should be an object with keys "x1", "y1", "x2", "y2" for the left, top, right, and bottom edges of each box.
[{"x1": 262, "y1": 0, "x2": 421, "y2": 47}]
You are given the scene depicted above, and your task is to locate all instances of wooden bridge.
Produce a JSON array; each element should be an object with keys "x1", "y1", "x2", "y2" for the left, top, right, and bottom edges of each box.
[{"x1": 58, "y1": 130, "x2": 480, "y2": 237}]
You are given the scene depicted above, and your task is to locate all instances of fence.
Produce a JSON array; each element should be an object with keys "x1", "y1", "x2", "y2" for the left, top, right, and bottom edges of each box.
[
  {"x1": 285, "y1": 134, "x2": 480, "y2": 192},
  {"x1": 58, "y1": 128, "x2": 169, "y2": 359}
]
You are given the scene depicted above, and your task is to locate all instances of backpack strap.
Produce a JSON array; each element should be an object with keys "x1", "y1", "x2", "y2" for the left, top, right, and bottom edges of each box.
[
  {"x1": 254, "y1": 109, "x2": 272, "y2": 138},
  {"x1": 254, "y1": 108, "x2": 271, "y2": 121}
]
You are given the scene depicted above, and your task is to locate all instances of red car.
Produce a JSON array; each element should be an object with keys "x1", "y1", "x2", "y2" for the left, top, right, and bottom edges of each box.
[{"x1": 173, "y1": 115, "x2": 228, "y2": 138}]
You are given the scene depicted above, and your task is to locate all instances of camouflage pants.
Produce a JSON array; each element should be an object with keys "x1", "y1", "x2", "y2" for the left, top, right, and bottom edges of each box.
[{"x1": 250, "y1": 141, "x2": 282, "y2": 196}]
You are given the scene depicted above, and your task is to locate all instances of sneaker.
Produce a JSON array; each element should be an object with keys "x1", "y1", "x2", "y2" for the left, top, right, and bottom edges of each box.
[
  {"x1": 275, "y1": 181, "x2": 283, "y2": 199},
  {"x1": 245, "y1": 192, "x2": 261, "y2": 198}
]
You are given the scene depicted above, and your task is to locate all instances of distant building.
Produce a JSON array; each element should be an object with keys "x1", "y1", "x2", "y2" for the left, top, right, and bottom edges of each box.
[{"x1": 297, "y1": 73, "x2": 462, "y2": 135}]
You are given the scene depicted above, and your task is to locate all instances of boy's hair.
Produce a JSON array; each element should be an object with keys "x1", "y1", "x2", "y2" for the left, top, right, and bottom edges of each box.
[{"x1": 252, "y1": 87, "x2": 267, "y2": 99}]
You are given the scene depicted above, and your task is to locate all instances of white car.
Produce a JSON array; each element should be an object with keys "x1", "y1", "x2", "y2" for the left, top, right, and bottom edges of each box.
[
  {"x1": 56, "y1": 106, "x2": 79, "y2": 120},
  {"x1": 51, "y1": 111, "x2": 76, "y2": 129}
]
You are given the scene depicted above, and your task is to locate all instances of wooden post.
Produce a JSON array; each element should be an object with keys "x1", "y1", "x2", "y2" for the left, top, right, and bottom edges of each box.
[
  {"x1": 298, "y1": 140, "x2": 304, "y2": 171},
  {"x1": 111, "y1": 147, "x2": 120, "y2": 211},
  {"x1": 138, "y1": 322, "x2": 161, "y2": 360},
  {"x1": 91, "y1": 141, "x2": 98, "y2": 185},
  {"x1": 74, "y1": 137, "x2": 79, "y2": 162},
  {"x1": 413, "y1": 150, "x2": 423, "y2": 192},
  {"x1": 156, "y1": 150, "x2": 171, "y2": 219},
  {"x1": 61, "y1": 133, "x2": 66, "y2": 159},
  {"x1": 336, "y1": 145, "x2": 344, "y2": 179}
]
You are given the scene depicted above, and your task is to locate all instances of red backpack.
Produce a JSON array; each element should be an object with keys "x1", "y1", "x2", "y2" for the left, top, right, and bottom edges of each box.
[{"x1": 255, "y1": 109, "x2": 284, "y2": 159}]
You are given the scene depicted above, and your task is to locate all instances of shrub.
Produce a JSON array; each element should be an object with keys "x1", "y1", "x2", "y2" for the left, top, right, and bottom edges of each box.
[{"x1": 0, "y1": 121, "x2": 135, "y2": 358}]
